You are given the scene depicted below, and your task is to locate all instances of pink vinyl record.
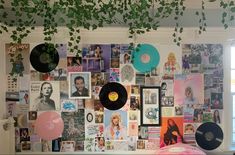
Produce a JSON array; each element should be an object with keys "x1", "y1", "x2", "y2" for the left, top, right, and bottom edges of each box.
[
  {"x1": 155, "y1": 143, "x2": 206, "y2": 155},
  {"x1": 35, "y1": 111, "x2": 64, "y2": 140}
]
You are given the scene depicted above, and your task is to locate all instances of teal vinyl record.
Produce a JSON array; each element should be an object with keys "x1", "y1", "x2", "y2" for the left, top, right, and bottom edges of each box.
[{"x1": 132, "y1": 44, "x2": 160, "y2": 73}]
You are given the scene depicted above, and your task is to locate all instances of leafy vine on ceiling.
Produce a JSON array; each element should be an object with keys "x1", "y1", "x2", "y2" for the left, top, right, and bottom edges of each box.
[{"x1": 0, "y1": 0, "x2": 235, "y2": 52}]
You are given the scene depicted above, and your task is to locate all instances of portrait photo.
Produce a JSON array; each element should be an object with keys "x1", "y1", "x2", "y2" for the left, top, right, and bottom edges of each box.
[
  {"x1": 69, "y1": 72, "x2": 91, "y2": 99},
  {"x1": 30, "y1": 81, "x2": 60, "y2": 111},
  {"x1": 104, "y1": 110, "x2": 127, "y2": 140}
]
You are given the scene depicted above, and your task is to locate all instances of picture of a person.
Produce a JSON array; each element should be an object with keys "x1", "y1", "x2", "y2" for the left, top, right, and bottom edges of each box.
[
  {"x1": 163, "y1": 52, "x2": 180, "y2": 76},
  {"x1": 183, "y1": 86, "x2": 199, "y2": 108},
  {"x1": 160, "y1": 119, "x2": 184, "y2": 147},
  {"x1": 33, "y1": 82, "x2": 55, "y2": 111},
  {"x1": 96, "y1": 137, "x2": 105, "y2": 152},
  {"x1": 105, "y1": 112, "x2": 127, "y2": 140},
  {"x1": 213, "y1": 110, "x2": 221, "y2": 124},
  {"x1": 72, "y1": 76, "x2": 89, "y2": 97},
  {"x1": 211, "y1": 93, "x2": 222, "y2": 109},
  {"x1": 184, "y1": 124, "x2": 195, "y2": 134},
  {"x1": 123, "y1": 53, "x2": 131, "y2": 64}
]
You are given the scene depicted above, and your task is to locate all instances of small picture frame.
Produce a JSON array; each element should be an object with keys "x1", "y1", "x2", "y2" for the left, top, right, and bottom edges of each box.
[
  {"x1": 140, "y1": 86, "x2": 161, "y2": 126},
  {"x1": 69, "y1": 72, "x2": 91, "y2": 99}
]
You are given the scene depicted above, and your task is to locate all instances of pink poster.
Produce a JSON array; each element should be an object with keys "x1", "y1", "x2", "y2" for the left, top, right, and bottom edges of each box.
[{"x1": 174, "y1": 74, "x2": 204, "y2": 106}]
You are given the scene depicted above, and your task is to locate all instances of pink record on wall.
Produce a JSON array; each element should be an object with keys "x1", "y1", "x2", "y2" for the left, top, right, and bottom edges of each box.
[
  {"x1": 35, "y1": 111, "x2": 64, "y2": 140},
  {"x1": 155, "y1": 143, "x2": 206, "y2": 155}
]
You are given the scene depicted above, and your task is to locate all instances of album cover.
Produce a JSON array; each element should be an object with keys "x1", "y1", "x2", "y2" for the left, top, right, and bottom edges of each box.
[
  {"x1": 5, "y1": 44, "x2": 30, "y2": 75},
  {"x1": 30, "y1": 81, "x2": 60, "y2": 111},
  {"x1": 104, "y1": 110, "x2": 127, "y2": 140},
  {"x1": 62, "y1": 110, "x2": 85, "y2": 142},
  {"x1": 174, "y1": 74, "x2": 204, "y2": 107},
  {"x1": 160, "y1": 117, "x2": 183, "y2": 148},
  {"x1": 82, "y1": 44, "x2": 111, "y2": 72}
]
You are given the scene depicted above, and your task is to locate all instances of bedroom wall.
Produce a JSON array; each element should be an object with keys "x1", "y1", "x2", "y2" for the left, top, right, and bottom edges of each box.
[{"x1": 0, "y1": 27, "x2": 233, "y2": 154}]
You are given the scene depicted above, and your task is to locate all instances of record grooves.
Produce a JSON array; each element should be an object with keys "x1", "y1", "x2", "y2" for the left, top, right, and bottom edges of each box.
[
  {"x1": 30, "y1": 43, "x2": 59, "y2": 73},
  {"x1": 99, "y1": 82, "x2": 127, "y2": 110},
  {"x1": 195, "y1": 122, "x2": 223, "y2": 150}
]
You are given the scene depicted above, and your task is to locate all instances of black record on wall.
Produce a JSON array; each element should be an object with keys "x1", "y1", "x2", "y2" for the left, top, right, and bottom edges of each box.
[
  {"x1": 30, "y1": 43, "x2": 59, "y2": 73},
  {"x1": 99, "y1": 82, "x2": 127, "y2": 110}
]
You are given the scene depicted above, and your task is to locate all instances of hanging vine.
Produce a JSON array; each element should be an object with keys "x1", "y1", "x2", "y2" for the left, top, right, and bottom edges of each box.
[{"x1": 0, "y1": 0, "x2": 234, "y2": 49}]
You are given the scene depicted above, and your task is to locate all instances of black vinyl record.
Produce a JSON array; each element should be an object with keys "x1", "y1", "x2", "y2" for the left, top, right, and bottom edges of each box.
[
  {"x1": 30, "y1": 43, "x2": 59, "y2": 73},
  {"x1": 99, "y1": 82, "x2": 127, "y2": 110},
  {"x1": 195, "y1": 122, "x2": 223, "y2": 150}
]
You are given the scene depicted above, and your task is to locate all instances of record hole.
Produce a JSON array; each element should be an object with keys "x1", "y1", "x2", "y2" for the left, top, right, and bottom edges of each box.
[
  {"x1": 204, "y1": 131, "x2": 214, "y2": 141},
  {"x1": 141, "y1": 54, "x2": 150, "y2": 63},
  {"x1": 108, "y1": 91, "x2": 119, "y2": 102},
  {"x1": 39, "y1": 53, "x2": 50, "y2": 64}
]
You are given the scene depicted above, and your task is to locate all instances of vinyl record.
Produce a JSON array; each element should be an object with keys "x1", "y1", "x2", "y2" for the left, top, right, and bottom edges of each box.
[
  {"x1": 132, "y1": 44, "x2": 160, "y2": 73},
  {"x1": 99, "y1": 82, "x2": 127, "y2": 110},
  {"x1": 30, "y1": 43, "x2": 59, "y2": 73},
  {"x1": 195, "y1": 122, "x2": 223, "y2": 150},
  {"x1": 35, "y1": 111, "x2": 64, "y2": 141}
]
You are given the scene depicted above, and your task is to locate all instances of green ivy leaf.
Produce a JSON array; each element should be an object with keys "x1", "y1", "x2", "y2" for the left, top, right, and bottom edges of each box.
[{"x1": 231, "y1": 7, "x2": 235, "y2": 12}]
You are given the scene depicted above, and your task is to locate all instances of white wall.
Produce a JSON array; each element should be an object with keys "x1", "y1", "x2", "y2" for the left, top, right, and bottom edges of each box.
[{"x1": 0, "y1": 27, "x2": 234, "y2": 154}]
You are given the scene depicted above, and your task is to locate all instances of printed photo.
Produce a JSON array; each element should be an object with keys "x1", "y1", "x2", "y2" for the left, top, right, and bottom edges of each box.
[
  {"x1": 95, "y1": 137, "x2": 105, "y2": 152},
  {"x1": 69, "y1": 72, "x2": 91, "y2": 99},
  {"x1": 82, "y1": 44, "x2": 111, "y2": 72},
  {"x1": 61, "y1": 100, "x2": 77, "y2": 112},
  {"x1": 60, "y1": 141, "x2": 75, "y2": 152},
  {"x1": 91, "y1": 72, "x2": 109, "y2": 86},
  {"x1": 211, "y1": 93, "x2": 223, "y2": 109},
  {"x1": 183, "y1": 123, "x2": 195, "y2": 135},
  {"x1": 110, "y1": 68, "x2": 120, "y2": 82},
  {"x1": 62, "y1": 110, "x2": 85, "y2": 142},
  {"x1": 30, "y1": 81, "x2": 60, "y2": 111},
  {"x1": 6, "y1": 44, "x2": 30, "y2": 76},
  {"x1": 67, "y1": 56, "x2": 82, "y2": 72},
  {"x1": 160, "y1": 117, "x2": 183, "y2": 148},
  {"x1": 21, "y1": 141, "x2": 31, "y2": 151},
  {"x1": 104, "y1": 110, "x2": 127, "y2": 140}
]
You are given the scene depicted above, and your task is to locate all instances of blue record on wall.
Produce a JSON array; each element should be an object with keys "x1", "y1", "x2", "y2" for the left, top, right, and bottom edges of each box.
[{"x1": 132, "y1": 44, "x2": 160, "y2": 73}]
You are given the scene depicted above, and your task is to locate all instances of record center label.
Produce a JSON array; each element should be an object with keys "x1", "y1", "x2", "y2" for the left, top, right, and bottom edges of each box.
[
  {"x1": 39, "y1": 53, "x2": 50, "y2": 64},
  {"x1": 205, "y1": 131, "x2": 214, "y2": 141},
  {"x1": 141, "y1": 54, "x2": 150, "y2": 63},
  {"x1": 108, "y1": 92, "x2": 118, "y2": 102}
]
